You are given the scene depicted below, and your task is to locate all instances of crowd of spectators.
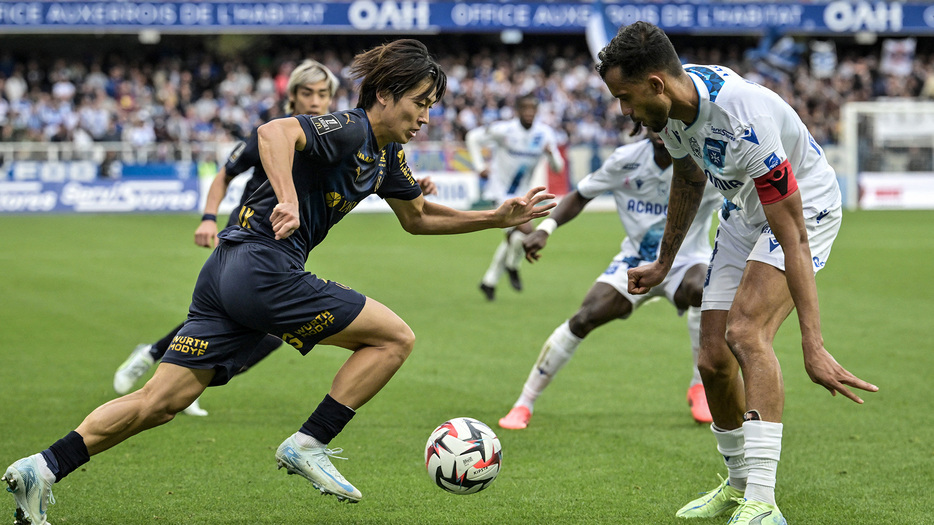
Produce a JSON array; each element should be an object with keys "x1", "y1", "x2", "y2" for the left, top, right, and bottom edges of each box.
[{"x1": 0, "y1": 34, "x2": 932, "y2": 164}]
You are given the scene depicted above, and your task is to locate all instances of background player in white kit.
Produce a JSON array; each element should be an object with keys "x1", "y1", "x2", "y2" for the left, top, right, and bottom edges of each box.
[
  {"x1": 498, "y1": 130, "x2": 721, "y2": 430},
  {"x1": 598, "y1": 22, "x2": 878, "y2": 525},
  {"x1": 466, "y1": 94, "x2": 564, "y2": 300}
]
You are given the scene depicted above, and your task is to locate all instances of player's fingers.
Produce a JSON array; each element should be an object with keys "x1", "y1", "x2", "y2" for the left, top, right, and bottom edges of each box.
[
  {"x1": 841, "y1": 375, "x2": 879, "y2": 393},
  {"x1": 525, "y1": 186, "x2": 547, "y2": 200},
  {"x1": 834, "y1": 383, "x2": 864, "y2": 404}
]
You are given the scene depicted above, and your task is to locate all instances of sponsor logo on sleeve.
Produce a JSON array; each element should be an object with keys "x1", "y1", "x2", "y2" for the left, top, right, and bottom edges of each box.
[{"x1": 311, "y1": 115, "x2": 342, "y2": 135}]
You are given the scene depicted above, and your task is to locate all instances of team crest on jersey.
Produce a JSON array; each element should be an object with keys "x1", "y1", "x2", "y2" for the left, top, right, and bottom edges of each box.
[
  {"x1": 704, "y1": 138, "x2": 727, "y2": 168},
  {"x1": 689, "y1": 137, "x2": 701, "y2": 158},
  {"x1": 311, "y1": 114, "x2": 342, "y2": 135}
]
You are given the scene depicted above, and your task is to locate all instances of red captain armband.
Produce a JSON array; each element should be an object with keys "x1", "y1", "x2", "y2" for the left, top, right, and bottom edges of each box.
[{"x1": 754, "y1": 158, "x2": 798, "y2": 205}]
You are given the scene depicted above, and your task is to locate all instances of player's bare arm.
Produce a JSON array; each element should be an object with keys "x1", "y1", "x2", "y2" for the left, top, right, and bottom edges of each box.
[
  {"x1": 194, "y1": 165, "x2": 233, "y2": 248},
  {"x1": 524, "y1": 189, "x2": 591, "y2": 263},
  {"x1": 761, "y1": 191, "x2": 878, "y2": 403},
  {"x1": 628, "y1": 156, "x2": 706, "y2": 294},
  {"x1": 387, "y1": 186, "x2": 555, "y2": 235},
  {"x1": 257, "y1": 118, "x2": 304, "y2": 240}
]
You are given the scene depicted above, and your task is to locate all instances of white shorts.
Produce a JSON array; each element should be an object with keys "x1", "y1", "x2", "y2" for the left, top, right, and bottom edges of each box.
[
  {"x1": 701, "y1": 205, "x2": 842, "y2": 311},
  {"x1": 597, "y1": 250, "x2": 711, "y2": 313}
]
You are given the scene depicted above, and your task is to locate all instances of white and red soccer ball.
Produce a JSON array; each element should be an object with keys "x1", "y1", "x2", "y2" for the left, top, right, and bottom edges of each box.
[{"x1": 424, "y1": 417, "x2": 503, "y2": 495}]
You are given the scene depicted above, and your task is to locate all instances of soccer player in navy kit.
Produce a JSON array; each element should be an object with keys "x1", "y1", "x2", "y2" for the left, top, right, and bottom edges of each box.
[
  {"x1": 112, "y1": 59, "x2": 437, "y2": 416},
  {"x1": 3, "y1": 39, "x2": 555, "y2": 522},
  {"x1": 112, "y1": 59, "x2": 341, "y2": 417}
]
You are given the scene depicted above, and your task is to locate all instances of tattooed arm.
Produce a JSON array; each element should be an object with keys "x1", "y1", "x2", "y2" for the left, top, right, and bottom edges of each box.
[{"x1": 628, "y1": 155, "x2": 708, "y2": 294}]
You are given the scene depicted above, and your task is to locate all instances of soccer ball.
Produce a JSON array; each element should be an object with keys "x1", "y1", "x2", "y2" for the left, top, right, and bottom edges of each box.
[{"x1": 424, "y1": 417, "x2": 503, "y2": 495}]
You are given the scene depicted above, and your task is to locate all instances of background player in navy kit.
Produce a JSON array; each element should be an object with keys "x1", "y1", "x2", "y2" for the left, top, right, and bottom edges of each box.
[
  {"x1": 111, "y1": 59, "x2": 440, "y2": 415},
  {"x1": 498, "y1": 130, "x2": 720, "y2": 431},
  {"x1": 597, "y1": 22, "x2": 877, "y2": 525},
  {"x1": 3, "y1": 39, "x2": 555, "y2": 522}
]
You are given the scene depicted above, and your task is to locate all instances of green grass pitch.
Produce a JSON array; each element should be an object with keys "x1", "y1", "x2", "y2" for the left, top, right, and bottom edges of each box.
[{"x1": 0, "y1": 209, "x2": 931, "y2": 524}]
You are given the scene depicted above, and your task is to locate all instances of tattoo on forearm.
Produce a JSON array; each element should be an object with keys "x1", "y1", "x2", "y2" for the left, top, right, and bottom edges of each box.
[{"x1": 661, "y1": 176, "x2": 706, "y2": 264}]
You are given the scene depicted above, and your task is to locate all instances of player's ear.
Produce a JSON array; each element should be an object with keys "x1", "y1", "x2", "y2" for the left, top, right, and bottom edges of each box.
[
  {"x1": 375, "y1": 89, "x2": 391, "y2": 107},
  {"x1": 648, "y1": 74, "x2": 665, "y2": 95}
]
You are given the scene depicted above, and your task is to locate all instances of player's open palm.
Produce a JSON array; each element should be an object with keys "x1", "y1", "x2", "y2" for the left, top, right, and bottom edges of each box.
[
  {"x1": 628, "y1": 261, "x2": 667, "y2": 295},
  {"x1": 271, "y1": 202, "x2": 300, "y2": 240},
  {"x1": 497, "y1": 186, "x2": 556, "y2": 227},
  {"x1": 803, "y1": 347, "x2": 879, "y2": 404}
]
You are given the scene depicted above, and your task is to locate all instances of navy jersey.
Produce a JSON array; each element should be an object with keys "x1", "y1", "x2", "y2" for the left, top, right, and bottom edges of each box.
[
  {"x1": 218, "y1": 108, "x2": 422, "y2": 263},
  {"x1": 224, "y1": 126, "x2": 267, "y2": 208}
]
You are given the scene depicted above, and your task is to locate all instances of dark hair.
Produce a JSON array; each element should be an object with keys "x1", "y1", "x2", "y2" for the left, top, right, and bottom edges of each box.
[
  {"x1": 595, "y1": 21, "x2": 683, "y2": 81},
  {"x1": 517, "y1": 93, "x2": 538, "y2": 107},
  {"x1": 350, "y1": 39, "x2": 447, "y2": 110}
]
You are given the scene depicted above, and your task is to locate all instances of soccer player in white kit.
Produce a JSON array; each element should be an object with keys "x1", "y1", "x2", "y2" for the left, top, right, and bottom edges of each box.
[
  {"x1": 597, "y1": 22, "x2": 878, "y2": 525},
  {"x1": 497, "y1": 129, "x2": 721, "y2": 430},
  {"x1": 466, "y1": 94, "x2": 564, "y2": 300}
]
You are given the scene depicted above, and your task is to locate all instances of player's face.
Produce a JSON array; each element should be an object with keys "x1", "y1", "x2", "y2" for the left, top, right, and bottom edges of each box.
[
  {"x1": 517, "y1": 99, "x2": 538, "y2": 129},
  {"x1": 381, "y1": 78, "x2": 436, "y2": 144},
  {"x1": 291, "y1": 80, "x2": 332, "y2": 116},
  {"x1": 603, "y1": 66, "x2": 670, "y2": 133}
]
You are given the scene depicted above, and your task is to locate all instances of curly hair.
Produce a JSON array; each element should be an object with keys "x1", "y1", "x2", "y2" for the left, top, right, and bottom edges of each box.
[{"x1": 595, "y1": 21, "x2": 683, "y2": 81}]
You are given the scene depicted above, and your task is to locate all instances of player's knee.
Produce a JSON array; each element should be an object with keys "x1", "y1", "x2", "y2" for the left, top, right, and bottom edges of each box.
[
  {"x1": 386, "y1": 324, "x2": 416, "y2": 362},
  {"x1": 724, "y1": 318, "x2": 765, "y2": 365},
  {"x1": 568, "y1": 311, "x2": 599, "y2": 338},
  {"x1": 674, "y1": 283, "x2": 704, "y2": 309}
]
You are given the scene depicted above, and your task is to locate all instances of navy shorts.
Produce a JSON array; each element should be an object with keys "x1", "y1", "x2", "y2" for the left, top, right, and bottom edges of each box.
[{"x1": 161, "y1": 240, "x2": 366, "y2": 386}]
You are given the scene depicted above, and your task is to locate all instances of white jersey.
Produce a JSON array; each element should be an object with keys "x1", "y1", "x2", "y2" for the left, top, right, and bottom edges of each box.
[
  {"x1": 466, "y1": 118, "x2": 563, "y2": 202},
  {"x1": 577, "y1": 139, "x2": 721, "y2": 264},
  {"x1": 661, "y1": 64, "x2": 841, "y2": 227}
]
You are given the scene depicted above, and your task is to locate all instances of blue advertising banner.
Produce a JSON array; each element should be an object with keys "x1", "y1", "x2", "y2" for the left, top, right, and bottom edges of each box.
[
  {"x1": 0, "y1": 178, "x2": 201, "y2": 213},
  {"x1": 0, "y1": 1, "x2": 929, "y2": 35},
  {"x1": 0, "y1": 161, "x2": 200, "y2": 213}
]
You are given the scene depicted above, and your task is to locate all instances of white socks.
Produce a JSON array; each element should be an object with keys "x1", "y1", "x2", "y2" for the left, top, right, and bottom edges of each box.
[
  {"x1": 505, "y1": 231, "x2": 527, "y2": 270},
  {"x1": 743, "y1": 420, "x2": 783, "y2": 505},
  {"x1": 482, "y1": 239, "x2": 509, "y2": 287},
  {"x1": 711, "y1": 420, "x2": 783, "y2": 505},
  {"x1": 686, "y1": 307, "x2": 703, "y2": 387},
  {"x1": 712, "y1": 424, "x2": 748, "y2": 492},
  {"x1": 515, "y1": 321, "x2": 582, "y2": 410},
  {"x1": 293, "y1": 431, "x2": 326, "y2": 449}
]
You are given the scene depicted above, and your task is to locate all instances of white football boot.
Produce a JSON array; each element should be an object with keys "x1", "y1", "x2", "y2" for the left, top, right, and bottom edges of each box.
[
  {"x1": 275, "y1": 435, "x2": 362, "y2": 503},
  {"x1": 113, "y1": 344, "x2": 156, "y2": 394},
  {"x1": 3, "y1": 455, "x2": 55, "y2": 525}
]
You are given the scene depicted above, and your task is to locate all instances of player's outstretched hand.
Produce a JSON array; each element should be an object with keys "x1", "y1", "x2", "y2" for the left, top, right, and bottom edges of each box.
[
  {"x1": 194, "y1": 220, "x2": 219, "y2": 248},
  {"x1": 804, "y1": 347, "x2": 879, "y2": 404},
  {"x1": 627, "y1": 261, "x2": 667, "y2": 295},
  {"x1": 496, "y1": 186, "x2": 556, "y2": 228},
  {"x1": 523, "y1": 230, "x2": 549, "y2": 263},
  {"x1": 271, "y1": 202, "x2": 300, "y2": 240}
]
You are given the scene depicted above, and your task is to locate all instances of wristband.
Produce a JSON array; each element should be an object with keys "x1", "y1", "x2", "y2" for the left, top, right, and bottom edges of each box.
[
  {"x1": 536, "y1": 218, "x2": 558, "y2": 235},
  {"x1": 201, "y1": 213, "x2": 217, "y2": 222}
]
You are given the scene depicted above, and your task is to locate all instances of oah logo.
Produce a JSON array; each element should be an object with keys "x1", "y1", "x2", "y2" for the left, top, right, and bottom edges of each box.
[{"x1": 704, "y1": 138, "x2": 727, "y2": 169}]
